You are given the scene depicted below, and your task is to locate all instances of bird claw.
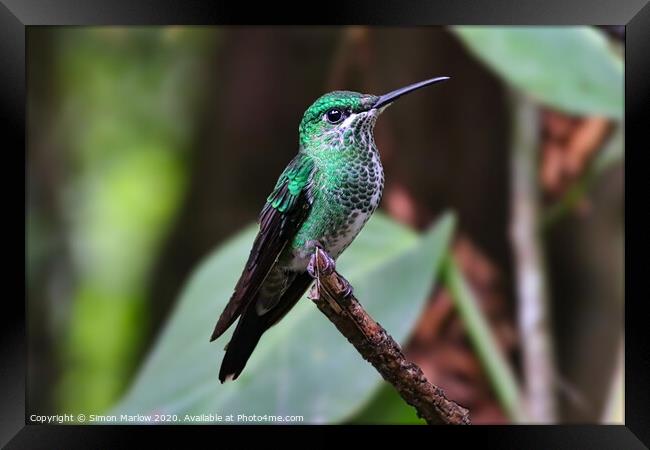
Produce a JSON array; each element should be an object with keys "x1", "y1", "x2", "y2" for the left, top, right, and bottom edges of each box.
[
  {"x1": 338, "y1": 275, "x2": 354, "y2": 298},
  {"x1": 306, "y1": 241, "x2": 336, "y2": 277},
  {"x1": 306, "y1": 241, "x2": 350, "y2": 312},
  {"x1": 317, "y1": 250, "x2": 337, "y2": 276},
  {"x1": 307, "y1": 256, "x2": 318, "y2": 279},
  {"x1": 308, "y1": 283, "x2": 320, "y2": 301}
]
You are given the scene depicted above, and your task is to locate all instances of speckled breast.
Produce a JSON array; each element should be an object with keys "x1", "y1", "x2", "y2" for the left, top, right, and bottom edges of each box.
[
  {"x1": 288, "y1": 111, "x2": 385, "y2": 270},
  {"x1": 318, "y1": 146, "x2": 385, "y2": 259}
]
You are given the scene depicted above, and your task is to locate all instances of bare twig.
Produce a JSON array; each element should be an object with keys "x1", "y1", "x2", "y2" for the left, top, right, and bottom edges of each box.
[
  {"x1": 307, "y1": 247, "x2": 471, "y2": 425},
  {"x1": 509, "y1": 93, "x2": 558, "y2": 422}
]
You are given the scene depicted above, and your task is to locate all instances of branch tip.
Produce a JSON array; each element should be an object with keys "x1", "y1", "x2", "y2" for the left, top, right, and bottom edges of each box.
[{"x1": 307, "y1": 249, "x2": 471, "y2": 425}]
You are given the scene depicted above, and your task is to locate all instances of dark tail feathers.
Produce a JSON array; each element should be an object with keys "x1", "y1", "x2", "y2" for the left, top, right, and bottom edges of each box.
[{"x1": 218, "y1": 304, "x2": 267, "y2": 383}]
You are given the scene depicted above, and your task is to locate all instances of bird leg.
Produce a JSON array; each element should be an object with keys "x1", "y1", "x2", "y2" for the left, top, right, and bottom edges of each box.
[
  {"x1": 306, "y1": 241, "x2": 326, "y2": 302},
  {"x1": 306, "y1": 240, "x2": 335, "y2": 276},
  {"x1": 306, "y1": 242, "x2": 353, "y2": 311}
]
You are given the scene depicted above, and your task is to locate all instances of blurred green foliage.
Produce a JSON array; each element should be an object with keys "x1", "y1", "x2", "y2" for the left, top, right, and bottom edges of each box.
[
  {"x1": 347, "y1": 383, "x2": 425, "y2": 424},
  {"x1": 453, "y1": 27, "x2": 623, "y2": 119},
  {"x1": 50, "y1": 28, "x2": 216, "y2": 414},
  {"x1": 442, "y1": 255, "x2": 525, "y2": 422},
  {"x1": 111, "y1": 213, "x2": 454, "y2": 423}
]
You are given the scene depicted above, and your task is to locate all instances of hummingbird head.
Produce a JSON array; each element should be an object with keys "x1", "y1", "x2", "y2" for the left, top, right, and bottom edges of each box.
[
  {"x1": 298, "y1": 76, "x2": 449, "y2": 148},
  {"x1": 298, "y1": 91, "x2": 378, "y2": 147}
]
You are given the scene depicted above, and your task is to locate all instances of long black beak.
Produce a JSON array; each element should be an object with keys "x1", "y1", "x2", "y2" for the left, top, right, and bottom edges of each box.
[{"x1": 373, "y1": 76, "x2": 450, "y2": 109}]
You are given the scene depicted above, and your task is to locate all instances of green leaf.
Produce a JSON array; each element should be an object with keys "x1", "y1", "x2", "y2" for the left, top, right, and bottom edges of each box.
[
  {"x1": 110, "y1": 212, "x2": 455, "y2": 424},
  {"x1": 443, "y1": 254, "x2": 526, "y2": 422},
  {"x1": 346, "y1": 382, "x2": 426, "y2": 424},
  {"x1": 452, "y1": 27, "x2": 623, "y2": 119}
]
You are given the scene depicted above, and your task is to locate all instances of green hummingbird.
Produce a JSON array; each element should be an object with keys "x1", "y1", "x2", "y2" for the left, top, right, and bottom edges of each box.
[{"x1": 211, "y1": 76, "x2": 449, "y2": 382}]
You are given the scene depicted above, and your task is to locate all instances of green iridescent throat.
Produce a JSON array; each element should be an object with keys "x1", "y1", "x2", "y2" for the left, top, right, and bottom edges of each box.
[{"x1": 289, "y1": 91, "x2": 383, "y2": 254}]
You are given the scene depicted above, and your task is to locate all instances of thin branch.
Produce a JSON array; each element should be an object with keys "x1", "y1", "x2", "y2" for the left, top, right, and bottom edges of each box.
[
  {"x1": 509, "y1": 92, "x2": 557, "y2": 422},
  {"x1": 307, "y1": 247, "x2": 471, "y2": 425}
]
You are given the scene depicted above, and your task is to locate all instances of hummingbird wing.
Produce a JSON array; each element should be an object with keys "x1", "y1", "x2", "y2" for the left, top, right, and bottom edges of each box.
[{"x1": 210, "y1": 153, "x2": 315, "y2": 342}]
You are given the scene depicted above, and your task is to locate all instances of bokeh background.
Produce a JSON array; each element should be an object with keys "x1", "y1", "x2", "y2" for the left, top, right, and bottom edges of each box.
[{"x1": 26, "y1": 26, "x2": 624, "y2": 424}]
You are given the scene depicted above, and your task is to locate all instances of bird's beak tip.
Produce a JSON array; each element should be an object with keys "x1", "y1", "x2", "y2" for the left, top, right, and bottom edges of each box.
[{"x1": 372, "y1": 75, "x2": 450, "y2": 110}]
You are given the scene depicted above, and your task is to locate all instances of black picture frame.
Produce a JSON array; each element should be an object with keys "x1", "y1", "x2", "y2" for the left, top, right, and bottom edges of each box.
[{"x1": 6, "y1": 0, "x2": 648, "y2": 447}]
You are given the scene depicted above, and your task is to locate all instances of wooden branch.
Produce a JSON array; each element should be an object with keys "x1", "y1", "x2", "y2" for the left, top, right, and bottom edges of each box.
[{"x1": 307, "y1": 247, "x2": 471, "y2": 425}]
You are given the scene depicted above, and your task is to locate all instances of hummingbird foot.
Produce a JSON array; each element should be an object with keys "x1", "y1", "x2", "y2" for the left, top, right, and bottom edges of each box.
[
  {"x1": 308, "y1": 283, "x2": 320, "y2": 301},
  {"x1": 306, "y1": 242, "x2": 354, "y2": 303},
  {"x1": 306, "y1": 240, "x2": 336, "y2": 277},
  {"x1": 307, "y1": 241, "x2": 339, "y2": 304},
  {"x1": 337, "y1": 274, "x2": 354, "y2": 299}
]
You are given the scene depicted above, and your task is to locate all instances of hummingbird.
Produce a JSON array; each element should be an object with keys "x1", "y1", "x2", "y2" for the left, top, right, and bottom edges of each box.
[{"x1": 211, "y1": 76, "x2": 449, "y2": 382}]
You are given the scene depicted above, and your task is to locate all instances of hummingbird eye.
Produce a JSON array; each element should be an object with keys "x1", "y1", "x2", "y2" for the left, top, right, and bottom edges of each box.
[{"x1": 325, "y1": 108, "x2": 345, "y2": 124}]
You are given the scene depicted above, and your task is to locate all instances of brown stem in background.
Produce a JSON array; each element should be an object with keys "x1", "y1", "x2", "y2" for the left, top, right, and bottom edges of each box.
[
  {"x1": 509, "y1": 93, "x2": 557, "y2": 422},
  {"x1": 308, "y1": 248, "x2": 471, "y2": 425}
]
